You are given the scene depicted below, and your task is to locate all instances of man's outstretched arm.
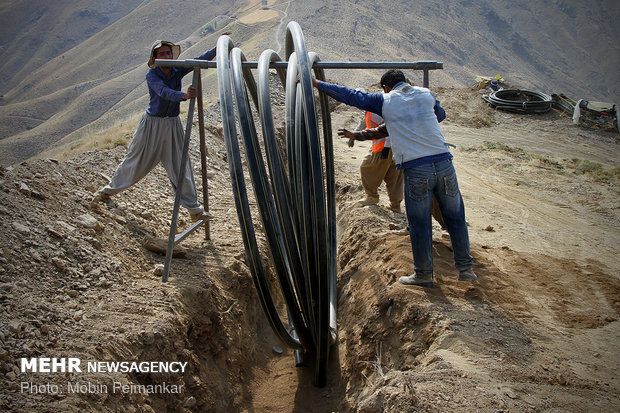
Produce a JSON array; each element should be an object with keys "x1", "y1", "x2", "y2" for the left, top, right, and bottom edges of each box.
[{"x1": 337, "y1": 124, "x2": 388, "y2": 142}]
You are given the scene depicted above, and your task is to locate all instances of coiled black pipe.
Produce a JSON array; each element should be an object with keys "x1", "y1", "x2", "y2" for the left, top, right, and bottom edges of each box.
[
  {"x1": 482, "y1": 89, "x2": 553, "y2": 114},
  {"x1": 216, "y1": 21, "x2": 337, "y2": 387}
]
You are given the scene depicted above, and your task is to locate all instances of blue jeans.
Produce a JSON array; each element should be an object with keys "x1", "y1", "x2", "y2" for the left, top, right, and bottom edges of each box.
[{"x1": 403, "y1": 159, "x2": 473, "y2": 278}]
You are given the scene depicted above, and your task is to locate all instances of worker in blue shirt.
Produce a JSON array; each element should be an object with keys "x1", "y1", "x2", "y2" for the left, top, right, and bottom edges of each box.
[
  {"x1": 92, "y1": 38, "x2": 226, "y2": 222},
  {"x1": 313, "y1": 69, "x2": 476, "y2": 287}
]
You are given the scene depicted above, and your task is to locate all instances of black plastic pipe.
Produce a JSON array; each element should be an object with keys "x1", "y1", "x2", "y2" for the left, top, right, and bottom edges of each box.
[
  {"x1": 482, "y1": 89, "x2": 553, "y2": 114},
  {"x1": 157, "y1": 21, "x2": 445, "y2": 388}
]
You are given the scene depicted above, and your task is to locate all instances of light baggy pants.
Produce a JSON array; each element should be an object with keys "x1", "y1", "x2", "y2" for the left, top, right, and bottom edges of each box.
[
  {"x1": 103, "y1": 113, "x2": 203, "y2": 214},
  {"x1": 360, "y1": 148, "x2": 403, "y2": 209}
]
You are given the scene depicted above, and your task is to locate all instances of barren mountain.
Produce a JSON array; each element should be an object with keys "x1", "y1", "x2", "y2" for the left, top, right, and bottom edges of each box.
[{"x1": 0, "y1": 0, "x2": 619, "y2": 166}]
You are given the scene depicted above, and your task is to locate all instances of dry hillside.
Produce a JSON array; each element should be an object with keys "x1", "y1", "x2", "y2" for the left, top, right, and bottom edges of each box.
[
  {"x1": 1, "y1": 0, "x2": 619, "y2": 166},
  {"x1": 0, "y1": 83, "x2": 618, "y2": 412}
]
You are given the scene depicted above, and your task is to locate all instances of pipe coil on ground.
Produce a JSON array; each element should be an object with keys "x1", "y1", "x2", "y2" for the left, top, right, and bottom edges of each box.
[
  {"x1": 482, "y1": 89, "x2": 553, "y2": 114},
  {"x1": 216, "y1": 21, "x2": 337, "y2": 387}
]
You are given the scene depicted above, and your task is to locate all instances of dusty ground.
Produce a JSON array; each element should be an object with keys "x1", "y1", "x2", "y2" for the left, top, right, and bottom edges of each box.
[{"x1": 0, "y1": 86, "x2": 618, "y2": 412}]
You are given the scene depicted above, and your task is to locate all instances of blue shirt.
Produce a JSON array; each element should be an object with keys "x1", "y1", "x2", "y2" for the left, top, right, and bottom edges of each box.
[
  {"x1": 145, "y1": 48, "x2": 216, "y2": 117},
  {"x1": 316, "y1": 81, "x2": 446, "y2": 122},
  {"x1": 317, "y1": 81, "x2": 449, "y2": 167}
]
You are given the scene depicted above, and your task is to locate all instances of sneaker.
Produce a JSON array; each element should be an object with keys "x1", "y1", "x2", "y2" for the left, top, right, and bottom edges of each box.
[
  {"x1": 91, "y1": 189, "x2": 110, "y2": 203},
  {"x1": 458, "y1": 268, "x2": 478, "y2": 282},
  {"x1": 190, "y1": 211, "x2": 214, "y2": 223},
  {"x1": 399, "y1": 273, "x2": 434, "y2": 287}
]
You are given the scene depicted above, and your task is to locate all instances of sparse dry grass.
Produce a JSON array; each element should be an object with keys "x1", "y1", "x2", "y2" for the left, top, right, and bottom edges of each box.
[
  {"x1": 463, "y1": 141, "x2": 618, "y2": 183},
  {"x1": 568, "y1": 159, "x2": 620, "y2": 183},
  {"x1": 56, "y1": 117, "x2": 139, "y2": 161}
]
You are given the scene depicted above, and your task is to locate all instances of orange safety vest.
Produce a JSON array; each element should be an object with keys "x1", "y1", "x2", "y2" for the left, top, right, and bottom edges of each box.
[{"x1": 366, "y1": 111, "x2": 386, "y2": 153}]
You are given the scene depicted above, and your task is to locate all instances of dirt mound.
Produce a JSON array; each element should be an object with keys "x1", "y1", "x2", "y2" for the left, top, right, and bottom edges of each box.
[
  {"x1": 0, "y1": 137, "x2": 272, "y2": 411},
  {"x1": 1, "y1": 87, "x2": 619, "y2": 412}
]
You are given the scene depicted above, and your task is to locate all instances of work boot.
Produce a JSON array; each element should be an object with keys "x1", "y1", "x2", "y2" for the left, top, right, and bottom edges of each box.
[
  {"x1": 389, "y1": 202, "x2": 401, "y2": 213},
  {"x1": 190, "y1": 211, "x2": 215, "y2": 223},
  {"x1": 356, "y1": 196, "x2": 379, "y2": 207},
  {"x1": 399, "y1": 273, "x2": 434, "y2": 287},
  {"x1": 91, "y1": 189, "x2": 110, "y2": 203},
  {"x1": 458, "y1": 268, "x2": 478, "y2": 282}
]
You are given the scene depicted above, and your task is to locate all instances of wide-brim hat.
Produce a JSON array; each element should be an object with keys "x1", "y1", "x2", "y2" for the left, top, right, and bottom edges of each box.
[{"x1": 148, "y1": 40, "x2": 181, "y2": 68}]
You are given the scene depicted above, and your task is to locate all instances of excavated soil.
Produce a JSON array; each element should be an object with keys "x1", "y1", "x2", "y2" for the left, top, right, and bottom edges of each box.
[{"x1": 0, "y1": 87, "x2": 618, "y2": 412}]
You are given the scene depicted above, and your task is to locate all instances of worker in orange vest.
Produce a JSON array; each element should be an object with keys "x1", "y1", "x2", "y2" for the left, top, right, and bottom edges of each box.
[
  {"x1": 351, "y1": 109, "x2": 445, "y2": 228},
  {"x1": 353, "y1": 111, "x2": 404, "y2": 212}
]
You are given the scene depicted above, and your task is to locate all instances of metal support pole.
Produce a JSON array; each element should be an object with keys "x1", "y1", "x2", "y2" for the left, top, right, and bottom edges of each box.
[
  {"x1": 156, "y1": 59, "x2": 443, "y2": 71},
  {"x1": 162, "y1": 68, "x2": 200, "y2": 283},
  {"x1": 196, "y1": 75, "x2": 211, "y2": 240},
  {"x1": 157, "y1": 59, "x2": 443, "y2": 93}
]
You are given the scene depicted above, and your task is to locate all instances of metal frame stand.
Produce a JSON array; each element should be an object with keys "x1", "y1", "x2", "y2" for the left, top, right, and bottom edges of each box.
[
  {"x1": 161, "y1": 68, "x2": 210, "y2": 283},
  {"x1": 159, "y1": 56, "x2": 443, "y2": 282}
]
